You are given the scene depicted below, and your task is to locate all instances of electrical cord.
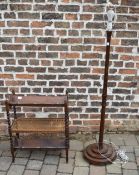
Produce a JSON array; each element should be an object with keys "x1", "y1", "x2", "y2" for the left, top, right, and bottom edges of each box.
[{"x1": 96, "y1": 139, "x2": 129, "y2": 168}]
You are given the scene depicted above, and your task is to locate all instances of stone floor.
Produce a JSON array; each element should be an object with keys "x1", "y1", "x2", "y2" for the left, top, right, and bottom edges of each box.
[{"x1": 0, "y1": 133, "x2": 139, "y2": 175}]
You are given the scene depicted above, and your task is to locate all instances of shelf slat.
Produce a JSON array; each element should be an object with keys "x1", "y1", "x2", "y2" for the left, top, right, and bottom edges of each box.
[
  {"x1": 14, "y1": 136, "x2": 66, "y2": 149},
  {"x1": 8, "y1": 95, "x2": 67, "y2": 106},
  {"x1": 12, "y1": 118, "x2": 65, "y2": 133}
]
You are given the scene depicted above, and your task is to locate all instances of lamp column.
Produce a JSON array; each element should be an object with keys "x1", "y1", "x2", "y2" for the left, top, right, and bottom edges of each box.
[{"x1": 83, "y1": 8, "x2": 117, "y2": 165}]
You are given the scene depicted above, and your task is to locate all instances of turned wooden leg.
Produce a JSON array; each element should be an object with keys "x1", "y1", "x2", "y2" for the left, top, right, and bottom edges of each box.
[
  {"x1": 5, "y1": 100, "x2": 15, "y2": 162},
  {"x1": 66, "y1": 148, "x2": 68, "y2": 163}
]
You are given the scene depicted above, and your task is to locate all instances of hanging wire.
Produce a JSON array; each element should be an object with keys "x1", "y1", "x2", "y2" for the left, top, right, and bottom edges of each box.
[{"x1": 96, "y1": 139, "x2": 129, "y2": 168}]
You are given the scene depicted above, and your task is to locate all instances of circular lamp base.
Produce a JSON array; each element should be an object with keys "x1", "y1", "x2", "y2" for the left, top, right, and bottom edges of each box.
[{"x1": 83, "y1": 143, "x2": 117, "y2": 165}]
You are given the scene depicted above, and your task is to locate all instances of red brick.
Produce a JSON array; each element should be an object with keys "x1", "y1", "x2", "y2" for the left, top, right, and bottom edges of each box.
[
  {"x1": 25, "y1": 45, "x2": 46, "y2": 51},
  {"x1": 83, "y1": 120, "x2": 100, "y2": 125},
  {"x1": 120, "y1": 55, "x2": 135, "y2": 61},
  {"x1": 5, "y1": 80, "x2": 25, "y2": 86},
  {"x1": 60, "y1": 52, "x2": 80, "y2": 59},
  {"x1": 18, "y1": 12, "x2": 40, "y2": 19},
  {"x1": 92, "y1": 68, "x2": 104, "y2": 74},
  {"x1": 56, "y1": 30, "x2": 67, "y2": 36},
  {"x1": 136, "y1": 63, "x2": 139, "y2": 68},
  {"x1": 118, "y1": 82, "x2": 136, "y2": 88},
  {"x1": 119, "y1": 69, "x2": 137, "y2": 75},
  {"x1": 20, "y1": 29, "x2": 30, "y2": 35},
  {"x1": 61, "y1": 38, "x2": 82, "y2": 44},
  {"x1": 84, "y1": 38, "x2": 105, "y2": 44},
  {"x1": 65, "y1": 14, "x2": 77, "y2": 20},
  {"x1": 111, "y1": 38, "x2": 121, "y2": 45},
  {"x1": 55, "y1": 22, "x2": 70, "y2": 28},
  {"x1": 16, "y1": 74, "x2": 34, "y2": 79},
  {"x1": 121, "y1": 0, "x2": 139, "y2": 6},
  {"x1": 128, "y1": 23, "x2": 139, "y2": 30},
  {"x1": 82, "y1": 53, "x2": 102, "y2": 59},
  {"x1": 115, "y1": 47, "x2": 133, "y2": 53},
  {"x1": 34, "y1": 4, "x2": 55, "y2": 11},
  {"x1": 15, "y1": 37, "x2": 35, "y2": 43},
  {"x1": 2, "y1": 44, "x2": 23, "y2": 50},
  {"x1": 90, "y1": 95, "x2": 101, "y2": 101},
  {"x1": 116, "y1": 31, "x2": 137, "y2": 38},
  {"x1": 41, "y1": 60, "x2": 51, "y2": 66},
  {"x1": 71, "y1": 45, "x2": 91, "y2": 51},
  {"x1": 3, "y1": 29, "x2": 18, "y2": 35},
  {"x1": 80, "y1": 14, "x2": 92, "y2": 20},
  {"x1": 32, "y1": 29, "x2": 43, "y2": 35},
  {"x1": 94, "y1": 46, "x2": 105, "y2": 52},
  {"x1": 72, "y1": 22, "x2": 84, "y2": 29},
  {"x1": 116, "y1": 7, "x2": 128, "y2": 13},
  {"x1": 0, "y1": 21, "x2": 5, "y2": 27},
  {"x1": 58, "y1": 5, "x2": 80, "y2": 12},
  {"x1": 7, "y1": 21, "x2": 29, "y2": 27},
  {"x1": 10, "y1": 4, "x2": 31, "y2": 11},
  {"x1": 83, "y1": 5, "x2": 104, "y2": 12},
  {"x1": 61, "y1": 0, "x2": 70, "y2": 3},
  {"x1": 71, "y1": 81, "x2": 91, "y2": 87},
  {"x1": 31, "y1": 21, "x2": 52, "y2": 28},
  {"x1": 0, "y1": 74, "x2": 13, "y2": 79}
]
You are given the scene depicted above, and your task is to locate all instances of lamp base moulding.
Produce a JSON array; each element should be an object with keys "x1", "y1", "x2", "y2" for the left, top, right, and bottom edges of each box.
[{"x1": 83, "y1": 143, "x2": 117, "y2": 165}]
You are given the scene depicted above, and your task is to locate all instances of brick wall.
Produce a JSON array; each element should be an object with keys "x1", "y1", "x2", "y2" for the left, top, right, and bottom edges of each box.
[{"x1": 0, "y1": 0, "x2": 139, "y2": 134}]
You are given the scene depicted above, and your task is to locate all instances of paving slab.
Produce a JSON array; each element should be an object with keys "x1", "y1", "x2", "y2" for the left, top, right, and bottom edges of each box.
[
  {"x1": 44, "y1": 155, "x2": 59, "y2": 165},
  {"x1": 61, "y1": 150, "x2": 76, "y2": 159},
  {"x1": 96, "y1": 134, "x2": 110, "y2": 142},
  {"x1": 57, "y1": 173, "x2": 72, "y2": 175},
  {"x1": 16, "y1": 150, "x2": 31, "y2": 158},
  {"x1": 0, "y1": 141, "x2": 10, "y2": 151},
  {"x1": 122, "y1": 162, "x2": 137, "y2": 169},
  {"x1": 90, "y1": 165, "x2": 105, "y2": 175},
  {"x1": 107, "y1": 174, "x2": 122, "y2": 175},
  {"x1": 120, "y1": 146, "x2": 134, "y2": 153},
  {"x1": 26, "y1": 160, "x2": 43, "y2": 170},
  {"x1": 124, "y1": 135, "x2": 138, "y2": 146},
  {"x1": 107, "y1": 164, "x2": 122, "y2": 174},
  {"x1": 58, "y1": 163, "x2": 74, "y2": 174},
  {"x1": 135, "y1": 135, "x2": 139, "y2": 144},
  {"x1": 0, "y1": 150, "x2": 2, "y2": 156},
  {"x1": 0, "y1": 133, "x2": 139, "y2": 175},
  {"x1": 23, "y1": 170, "x2": 39, "y2": 175},
  {"x1": 59, "y1": 158, "x2": 74, "y2": 165},
  {"x1": 70, "y1": 140, "x2": 83, "y2": 151},
  {"x1": 40, "y1": 165, "x2": 57, "y2": 175},
  {"x1": 136, "y1": 157, "x2": 139, "y2": 166},
  {"x1": 123, "y1": 169, "x2": 138, "y2": 175},
  {"x1": 84, "y1": 140, "x2": 96, "y2": 148},
  {"x1": 109, "y1": 134, "x2": 125, "y2": 146},
  {"x1": 0, "y1": 157, "x2": 12, "y2": 171},
  {"x1": 73, "y1": 166, "x2": 89, "y2": 175},
  {"x1": 2, "y1": 150, "x2": 12, "y2": 157},
  {"x1": 47, "y1": 150, "x2": 61, "y2": 156},
  {"x1": 75, "y1": 151, "x2": 89, "y2": 166},
  {"x1": 30, "y1": 150, "x2": 46, "y2": 160},
  {"x1": 7, "y1": 165, "x2": 25, "y2": 175},
  {"x1": 13, "y1": 158, "x2": 28, "y2": 165},
  {"x1": 0, "y1": 172, "x2": 6, "y2": 175},
  {"x1": 126, "y1": 152, "x2": 135, "y2": 162},
  {"x1": 134, "y1": 148, "x2": 139, "y2": 156}
]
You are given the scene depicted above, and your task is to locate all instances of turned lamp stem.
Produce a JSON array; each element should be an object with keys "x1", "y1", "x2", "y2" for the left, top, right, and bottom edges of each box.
[
  {"x1": 99, "y1": 7, "x2": 116, "y2": 149},
  {"x1": 83, "y1": 7, "x2": 117, "y2": 165},
  {"x1": 99, "y1": 31, "x2": 112, "y2": 149}
]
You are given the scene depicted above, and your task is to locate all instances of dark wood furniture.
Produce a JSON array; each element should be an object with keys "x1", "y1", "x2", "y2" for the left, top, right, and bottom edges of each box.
[
  {"x1": 5, "y1": 90, "x2": 69, "y2": 163},
  {"x1": 83, "y1": 31, "x2": 117, "y2": 165}
]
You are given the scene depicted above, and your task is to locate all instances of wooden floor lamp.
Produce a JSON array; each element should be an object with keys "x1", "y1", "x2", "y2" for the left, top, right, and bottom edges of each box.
[{"x1": 83, "y1": 8, "x2": 117, "y2": 165}]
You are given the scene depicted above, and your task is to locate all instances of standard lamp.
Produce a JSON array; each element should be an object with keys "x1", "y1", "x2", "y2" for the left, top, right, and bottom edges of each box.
[{"x1": 83, "y1": 8, "x2": 117, "y2": 165}]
